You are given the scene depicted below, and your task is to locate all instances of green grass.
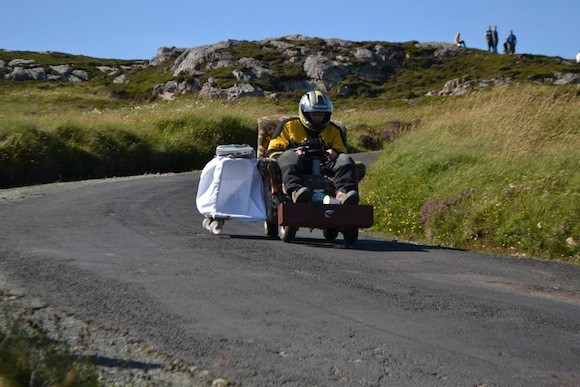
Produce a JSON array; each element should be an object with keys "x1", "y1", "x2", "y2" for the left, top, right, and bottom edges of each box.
[
  {"x1": 361, "y1": 85, "x2": 579, "y2": 261},
  {"x1": 0, "y1": 106, "x2": 257, "y2": 187},
  {"x1": 106, "y1": 65, "x2": 175, "y2": 101}
]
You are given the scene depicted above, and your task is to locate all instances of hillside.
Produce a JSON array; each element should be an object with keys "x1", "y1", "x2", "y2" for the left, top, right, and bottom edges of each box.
[{"x1": 1, "y1": 35, "x2": 578, "y2": 102}]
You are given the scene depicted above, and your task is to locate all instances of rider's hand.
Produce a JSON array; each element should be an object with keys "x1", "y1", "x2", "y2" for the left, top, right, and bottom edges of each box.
[
  {"x1": 326, "y1": 149, "x2": 338, "y2": 161},
  {"x1": 295, "y1": 148, "x2": 304, "y2": 157}
]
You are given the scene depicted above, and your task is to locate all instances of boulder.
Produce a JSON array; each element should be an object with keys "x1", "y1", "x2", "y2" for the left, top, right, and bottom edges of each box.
[
  {"x1": 113, "y1": 74, "x2": 129, "y2": 84},
  {"x1": 199, "y1": 82, "x2": 264, "y2": 100},
  {"x1": 72, "y1": 69, "x2": 89, "y2": 81},
  {"x1": 303, "y1": 55, "x2": 349, "y2": 91},
  {"x1": 28, "y1": 67, "x2": 47, "y2": 80},
  {"x1": 428, "y1": 76, "x2": 511, "y2": 97},
  {"x1": 353, "y1": 48, "x2": 375, "y2": 62},
  {"x1": 8, "y1": 59, "x2": 36, "y2": 67},
  {"x1": 96, "y1": 66, "x2": 118, "y2": 74},
  {"x1": 150, "y1": 46, "x2": 187, "y2": 66},
  {"x1": 5, "y1": 67, "x2": 28, "y2": 81},
  {"x1": 283, "y1": 34, "x2": 315, "y2": 42},
  {"x1": 263, "y1": 39, "x2": 293, "y2": 51},
  {"x1": 50, "y1": 65, "x2": 73, "y2": 74},
  {"x1": 6, "y1": 67, "x2": 47, "y2": 81},
  {"x1": 47, "y1": 74, "x2": 83, "y2": 83},
  {"x1": 552, "y1": 72, "x2": 579, "y2": 85},
  {"x1": 152, "y1": 78, "x2": 202, "y2": 99},
  {"x1": 232, "y1": 69, "x2": 251, "y2": 82},
  {"x1": 171, "y1": 40, "x2": 235, "y2": 76},
  {"x1": 441, "y1": 78, "x2": 474, "y2": 96},
  {"x1": 233, "y1": 59, "x2": 271, "y2": 80},
  {"x1": 283, "y1": 48, "x2": 302, "y2": 59},
  {"x1": 354, "y1": 62, "x2": 391, "y2": 82},
  {"x1": 225, "y1": 83, "x2": 264, "y2": 100}
]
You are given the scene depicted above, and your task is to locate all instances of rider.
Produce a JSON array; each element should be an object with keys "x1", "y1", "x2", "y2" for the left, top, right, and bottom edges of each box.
[{"x1": 266, "y1": 90, "x2": 359, "y2": 205}]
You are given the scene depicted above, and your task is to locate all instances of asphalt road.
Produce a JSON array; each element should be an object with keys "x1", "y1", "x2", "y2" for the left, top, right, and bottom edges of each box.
[{"x1": 0, "y1": 157, "x2": 578, "y2": 385}]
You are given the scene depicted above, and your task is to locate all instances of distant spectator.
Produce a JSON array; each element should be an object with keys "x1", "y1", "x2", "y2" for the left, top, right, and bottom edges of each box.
[
  {"x1": 492, "y1": 26, "x2": 499, "y2": 53},
  {"x1": 503, "y1": 39, "x2": 509, "y2": 54},
  {"x1": 506, "y1": 30, "x2": 517, "y2": 54},
  {"x1": 485, "y1": 26, "x2": 494, "y2": 52},
  {"x1": 454, "y1": 32, "x2": 466, "y2": 48}
]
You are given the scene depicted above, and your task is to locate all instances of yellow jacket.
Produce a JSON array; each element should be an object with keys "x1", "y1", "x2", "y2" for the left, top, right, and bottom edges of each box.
[{"x1": 266, "y1": 118, "x2": 347, "y2": 158}]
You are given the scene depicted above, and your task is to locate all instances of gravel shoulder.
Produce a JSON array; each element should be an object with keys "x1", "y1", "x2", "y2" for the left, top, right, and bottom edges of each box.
[{"x1": 0, "y1": 272, "x2": 225, "y2": 386}]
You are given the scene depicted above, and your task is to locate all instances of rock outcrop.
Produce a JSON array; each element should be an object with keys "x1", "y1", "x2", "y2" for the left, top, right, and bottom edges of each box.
[
  {"x1": 3, "y1": 36, "x2": 578, "y2": 100},
  {"x1": 1, "y1": 54, "x2": 146, "y2": 83},
  {"x1": 149, "y1": 35, "x2": 413, "y2": 99},
  {"x1": 5, "y1": 64, "x2": 91, "y2": 82}
]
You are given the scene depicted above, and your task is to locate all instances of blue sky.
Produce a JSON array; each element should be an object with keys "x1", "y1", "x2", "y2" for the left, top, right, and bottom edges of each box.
[{"x1": 1, "y1": 0, "x2": 578, "y2": 60}]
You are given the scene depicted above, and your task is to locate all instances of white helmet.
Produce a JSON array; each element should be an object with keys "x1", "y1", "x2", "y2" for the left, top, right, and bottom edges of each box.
[{"x1": 298, "y1": 90, "x2": 333, "y2": 132}]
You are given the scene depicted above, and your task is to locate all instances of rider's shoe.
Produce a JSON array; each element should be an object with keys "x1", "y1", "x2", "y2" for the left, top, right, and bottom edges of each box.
[
  {"x1": 336, "y1": 189, "x2": 359, "y2": 205},
  {"x1": 292, "y1": 187, "x2": 311, "y2": 203}
]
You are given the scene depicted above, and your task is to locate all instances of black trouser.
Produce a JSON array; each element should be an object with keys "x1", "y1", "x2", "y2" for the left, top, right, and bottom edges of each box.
[{"x1": 277, "y1": 150, "x2": 358, "y2": 194}]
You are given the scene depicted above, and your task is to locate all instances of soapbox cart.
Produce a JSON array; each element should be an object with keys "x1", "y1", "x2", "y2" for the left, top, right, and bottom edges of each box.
[{"x1": 257, "y1": 115, "x2": 373, "y2": 245}]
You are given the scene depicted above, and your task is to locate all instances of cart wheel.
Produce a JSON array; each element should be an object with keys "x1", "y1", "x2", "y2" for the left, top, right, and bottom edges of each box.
[
  {"x1": 264, "y1": 220, "x2": 279, "y2": 239},
  {"x1": 202, "y1": 217, "x2": 212, "y2": 230},
  {"x1": 343, "y1": 228, "x2": 359, "y2": 245},
  {"x1": 323, "y1": 228, "x2": 339, "y2": 241},
  {"x1": 279, "y1": 226, "x2": 297, "y2": 243},
  {"x1": 209, "y1": 219, "x2": 224, "y2": 235}
]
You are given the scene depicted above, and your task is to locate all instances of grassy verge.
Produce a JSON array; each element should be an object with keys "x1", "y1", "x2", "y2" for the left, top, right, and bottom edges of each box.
[
  {"x1": 360, "y1": 84, "x2": 579, "y2": 261},
  {"x1": 0, "y1": 91, "x2": 271, "y2": 187}
]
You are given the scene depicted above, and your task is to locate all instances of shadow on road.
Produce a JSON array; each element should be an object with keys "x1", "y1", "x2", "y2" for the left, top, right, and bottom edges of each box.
[
  {"x1": 295, "y1": 238, "x2": 437, "y2": 252},
  {"x1": 73, "y1": 354, "x2": 163, "y2": 370},
  {"x1": 228, "y1": 234, "x2": 439, "y2": 253}
]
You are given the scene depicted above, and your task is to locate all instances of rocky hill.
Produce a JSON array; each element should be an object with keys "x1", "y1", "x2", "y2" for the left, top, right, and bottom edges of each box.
[{"x1": 1, "y1": 35, "x2": 579, "y2": 101}]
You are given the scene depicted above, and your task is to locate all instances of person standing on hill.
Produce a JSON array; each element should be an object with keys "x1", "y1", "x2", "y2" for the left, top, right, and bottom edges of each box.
[
  {"x1": 485, "y1": 26, "x2": 494, "y2": 52},
  {"x1": 507, "y1": 30, "x2": 517, "y2": 54},
  {"x1": 454, "y1": 32, "x2": 466, "y2": 47},
  {"x1": 492, "y1": 26, "x2": 499, "y2": 53}
]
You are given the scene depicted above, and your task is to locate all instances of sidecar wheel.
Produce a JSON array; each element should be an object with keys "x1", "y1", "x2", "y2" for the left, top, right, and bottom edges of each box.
[{"x1": 210, "y1": 220, "x2": 224, "y2": 235}]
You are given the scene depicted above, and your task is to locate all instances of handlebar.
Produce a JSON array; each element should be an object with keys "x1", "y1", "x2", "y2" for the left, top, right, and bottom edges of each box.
[{"x1": 294, "y1": 146, "x2": 328, "y2": 161}]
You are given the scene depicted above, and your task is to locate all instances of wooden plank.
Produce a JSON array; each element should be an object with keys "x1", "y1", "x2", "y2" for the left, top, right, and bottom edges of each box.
[{"x1": 278, "y1": 203, "x2": 373, "y2": 228}]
